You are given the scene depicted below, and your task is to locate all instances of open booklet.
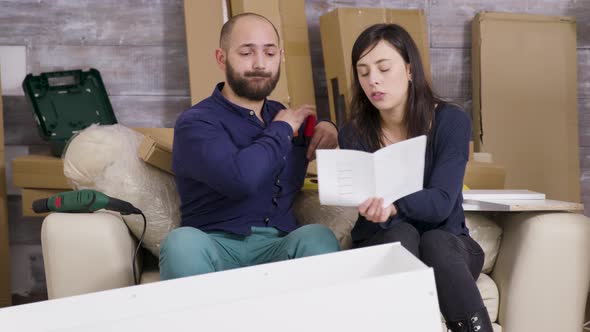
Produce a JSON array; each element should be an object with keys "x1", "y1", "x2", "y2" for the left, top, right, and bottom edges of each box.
[{"x1": 316, "y1": 135, "x2": 426, "y2": 207}]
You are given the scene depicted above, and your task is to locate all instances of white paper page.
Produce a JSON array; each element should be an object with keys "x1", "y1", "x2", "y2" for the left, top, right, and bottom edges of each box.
[
  {"x1": 374, "y1": 135, "x2": 426, "y2": 207},
  {"x1": 316, "y1": 149, "x2": 375, "y2": 206}
]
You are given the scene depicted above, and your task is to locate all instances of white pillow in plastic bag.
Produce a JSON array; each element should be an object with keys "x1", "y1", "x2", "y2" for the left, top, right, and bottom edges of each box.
[
  {"x1": 63, "y1": 124, "x2": 180, "y2": 257},
  {"x1": 465, "y1": 212, "x2": 503, "y2": 273}
]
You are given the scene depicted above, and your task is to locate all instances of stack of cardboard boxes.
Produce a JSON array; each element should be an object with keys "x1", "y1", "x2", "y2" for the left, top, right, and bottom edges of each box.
[
  {"x1": 132, "y1": 4, "x2": 510, "y2": 187},
  {"x1": 11, "y1": 3, "x2": 510, "y2": 217},
  {"x1": 13, "y1": 156, "x2": 71, "y2": 217}
]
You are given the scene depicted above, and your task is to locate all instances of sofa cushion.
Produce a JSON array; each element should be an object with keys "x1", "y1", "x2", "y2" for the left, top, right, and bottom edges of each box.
[
  {"x1": 477, "y1": 273, "x2": 499, "y2": 322},
  {"x1": 63, "y1": 124, "x2": 181, "y2": 257},
  {"x1": 293, "y1": 190, "x2": 357, "y2": 249}
]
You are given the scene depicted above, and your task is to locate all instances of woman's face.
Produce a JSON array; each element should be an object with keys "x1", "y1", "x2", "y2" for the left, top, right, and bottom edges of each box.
[{"x1": 355, "y1": 40, "x2": 411, "y2": 113}]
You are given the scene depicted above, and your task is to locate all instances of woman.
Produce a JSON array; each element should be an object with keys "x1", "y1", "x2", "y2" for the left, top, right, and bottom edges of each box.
[{"x1": 339, "y1": 23, "x2": 492, "y2": 332}]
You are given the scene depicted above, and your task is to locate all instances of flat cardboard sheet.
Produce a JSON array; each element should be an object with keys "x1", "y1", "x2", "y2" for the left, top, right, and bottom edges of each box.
[
  {"x1": 184, "y1": 0, "x2": 228, "y2": 105},
  {"x1": 472, "y1": 12, "x2": 580, "y2": 202}
]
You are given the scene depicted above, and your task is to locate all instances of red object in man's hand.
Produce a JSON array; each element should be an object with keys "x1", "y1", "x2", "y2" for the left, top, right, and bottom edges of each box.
[{"x1": 304, "y1": 115, "x2": 316, "y2": 139}]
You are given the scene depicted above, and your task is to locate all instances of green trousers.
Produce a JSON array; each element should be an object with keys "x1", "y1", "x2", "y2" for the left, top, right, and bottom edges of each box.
[{"x1": 159, "y1": 224, "x2": 340, "y2": 280}]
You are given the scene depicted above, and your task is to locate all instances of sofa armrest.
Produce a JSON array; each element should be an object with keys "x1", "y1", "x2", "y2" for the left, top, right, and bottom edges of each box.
[
  {"x1": 41, "y1": 212, "x2": 137, "y2": 299},
  {"x1": 491, "y1": 212, "x2": 590, "y2": 332}
]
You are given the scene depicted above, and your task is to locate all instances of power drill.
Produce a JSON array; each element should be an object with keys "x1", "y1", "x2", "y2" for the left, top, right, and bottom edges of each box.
[
  {"x1": 32, "y1": 189, "x2": 145, "y2": 285},
  {"x1": 32, "y1": 189, "x2": 141, "y2": 215}
]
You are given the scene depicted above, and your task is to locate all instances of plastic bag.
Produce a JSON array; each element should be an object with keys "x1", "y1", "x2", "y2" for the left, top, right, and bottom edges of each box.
[
  {"x1": 465, "y1": 212, "x2": 503, "y2": 273},
  {"x1": 63, "y1": 124, "x2": 180, "y2": 257}
]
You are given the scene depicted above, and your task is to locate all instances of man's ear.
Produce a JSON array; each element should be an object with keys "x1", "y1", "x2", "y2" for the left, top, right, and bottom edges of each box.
[{"x1": 215, "y1": 48, "x2": 226, "y2": 71}]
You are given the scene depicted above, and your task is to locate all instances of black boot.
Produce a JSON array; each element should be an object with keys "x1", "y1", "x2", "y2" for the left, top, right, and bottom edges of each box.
[{"x1": 446, "y1": 308, "x2": 493, "y2": 332}]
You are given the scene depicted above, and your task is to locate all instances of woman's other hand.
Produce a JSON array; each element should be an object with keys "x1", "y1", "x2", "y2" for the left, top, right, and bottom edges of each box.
[{"x1": 358, "y1": 197, "x2": 397, "y2": 223}]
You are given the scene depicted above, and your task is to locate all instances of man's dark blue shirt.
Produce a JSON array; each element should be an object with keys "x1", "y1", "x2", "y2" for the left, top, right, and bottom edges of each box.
[{"x1": 172, "y1": 83, "x2": 308, "y2": 235}]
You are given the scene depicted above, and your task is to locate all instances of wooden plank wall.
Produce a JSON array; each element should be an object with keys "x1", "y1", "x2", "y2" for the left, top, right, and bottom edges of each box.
[{"x1": 0, "y1": 0, "x2": 589, "y2": 300}]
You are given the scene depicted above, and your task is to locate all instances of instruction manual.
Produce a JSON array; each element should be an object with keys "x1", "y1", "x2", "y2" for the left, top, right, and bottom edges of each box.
[{"x1": 316, "y1": 135, "x2": 426, "y2": 207}]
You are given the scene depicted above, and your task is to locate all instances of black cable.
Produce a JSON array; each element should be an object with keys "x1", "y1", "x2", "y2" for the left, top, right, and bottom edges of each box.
[
  {"x1": 132, "y1": 212, "x2": 147, "y2": 285},
  {"x1": 121, "y1": 211, "x2": 147, "y2": 286}
]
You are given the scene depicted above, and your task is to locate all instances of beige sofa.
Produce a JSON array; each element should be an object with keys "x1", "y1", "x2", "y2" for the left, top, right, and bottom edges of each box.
[
  {"x1": 42, "y1": 198, "x2": 590, "y2": 332},
  {"x1": 40, "y1": 126, "x2": 590, "y2": 332}
]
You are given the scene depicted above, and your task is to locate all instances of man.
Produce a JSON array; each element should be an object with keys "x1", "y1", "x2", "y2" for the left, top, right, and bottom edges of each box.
[{"x1": 160, "y1": 13, "x2": 340, "y2": 279}]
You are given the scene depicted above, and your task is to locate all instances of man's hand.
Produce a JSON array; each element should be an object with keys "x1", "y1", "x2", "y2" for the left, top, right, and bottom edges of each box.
[
  {"x1": 273, "y1": 104, "x2": 316, "y2": 134},
  {"x1": 358, "y1": 197, "x2": 397, "y2": 223},
  {"x1": 306, "y1": 121, "x2": 338, "y2": 161}
]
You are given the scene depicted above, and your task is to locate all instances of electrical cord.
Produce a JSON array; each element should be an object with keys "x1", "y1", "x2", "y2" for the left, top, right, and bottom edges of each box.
[{"x1": 121, "y1": 211, "x2": 147, "y2": 285}]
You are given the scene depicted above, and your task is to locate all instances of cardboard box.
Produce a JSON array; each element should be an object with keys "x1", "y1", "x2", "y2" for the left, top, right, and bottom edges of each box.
[
  {"x1": 277, "y1": 0, "x2": 316, "y2": 106},
  {"x1": 320, "y1": 8, "x2": 431, "y2": 125},
  {"x1": 0, "y1": 243, "x2": 441, "y2": 331},
  {"x1": 135, "y1": 128, "x2": 174, "y2": 174},
  {"x1": 21, "y1": 188, "x2": 62, "y2": 217},
  {"x1": 230, "y1": 0, "x2": 316, "y2": 107},
  {"x1": 133, "y1": 127, "x2": 173, "y2": 144},
  {"x1": 184, "y1": 0, "x2": 229, "y2": 105},
  {"x1": 472, "y1": 12, "x2": 580, "y2": 202},
  {"x1": 12, "y1": 155, "x2": 71, "y2": 189},
  {"x1": 464, "y1": 161, "x2": 506, "y2": 190}
]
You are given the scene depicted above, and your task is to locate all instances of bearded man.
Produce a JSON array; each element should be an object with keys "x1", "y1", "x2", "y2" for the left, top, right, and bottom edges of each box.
[{"x1": 160, "y1": 13, "x2": 340, "y2": 279}]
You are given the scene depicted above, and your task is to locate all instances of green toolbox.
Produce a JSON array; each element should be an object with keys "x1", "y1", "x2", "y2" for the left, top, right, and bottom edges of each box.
[{"x1": 22, "y1": 68, "x2": 118, "y2": 156}]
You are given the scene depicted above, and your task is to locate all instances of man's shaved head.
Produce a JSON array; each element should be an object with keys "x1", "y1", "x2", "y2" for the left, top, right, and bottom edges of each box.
[{"x1": 219, "y1": 13, "x2": 280, "y2": 51}]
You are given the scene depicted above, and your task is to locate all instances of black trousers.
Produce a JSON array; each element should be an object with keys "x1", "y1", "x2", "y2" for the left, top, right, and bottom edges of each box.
[{"x1": 354, "y1": 222, "x2": 486, "y2": 321}]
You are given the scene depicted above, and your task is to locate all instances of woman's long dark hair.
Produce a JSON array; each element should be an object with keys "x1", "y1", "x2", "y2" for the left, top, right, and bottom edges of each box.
[{"x1": 349, "y1": 23, "x2": 442, "y2": 152}]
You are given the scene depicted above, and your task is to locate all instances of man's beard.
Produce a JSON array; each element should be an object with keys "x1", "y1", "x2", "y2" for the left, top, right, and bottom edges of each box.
[{"x1": 226, "y1": 60, "x2": 280, "y2": 101}]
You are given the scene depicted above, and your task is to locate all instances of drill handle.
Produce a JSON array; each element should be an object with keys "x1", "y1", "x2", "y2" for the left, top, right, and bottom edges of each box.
[{"x1": 105, "y1": 197, "x2": 142, "y2": 215}]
